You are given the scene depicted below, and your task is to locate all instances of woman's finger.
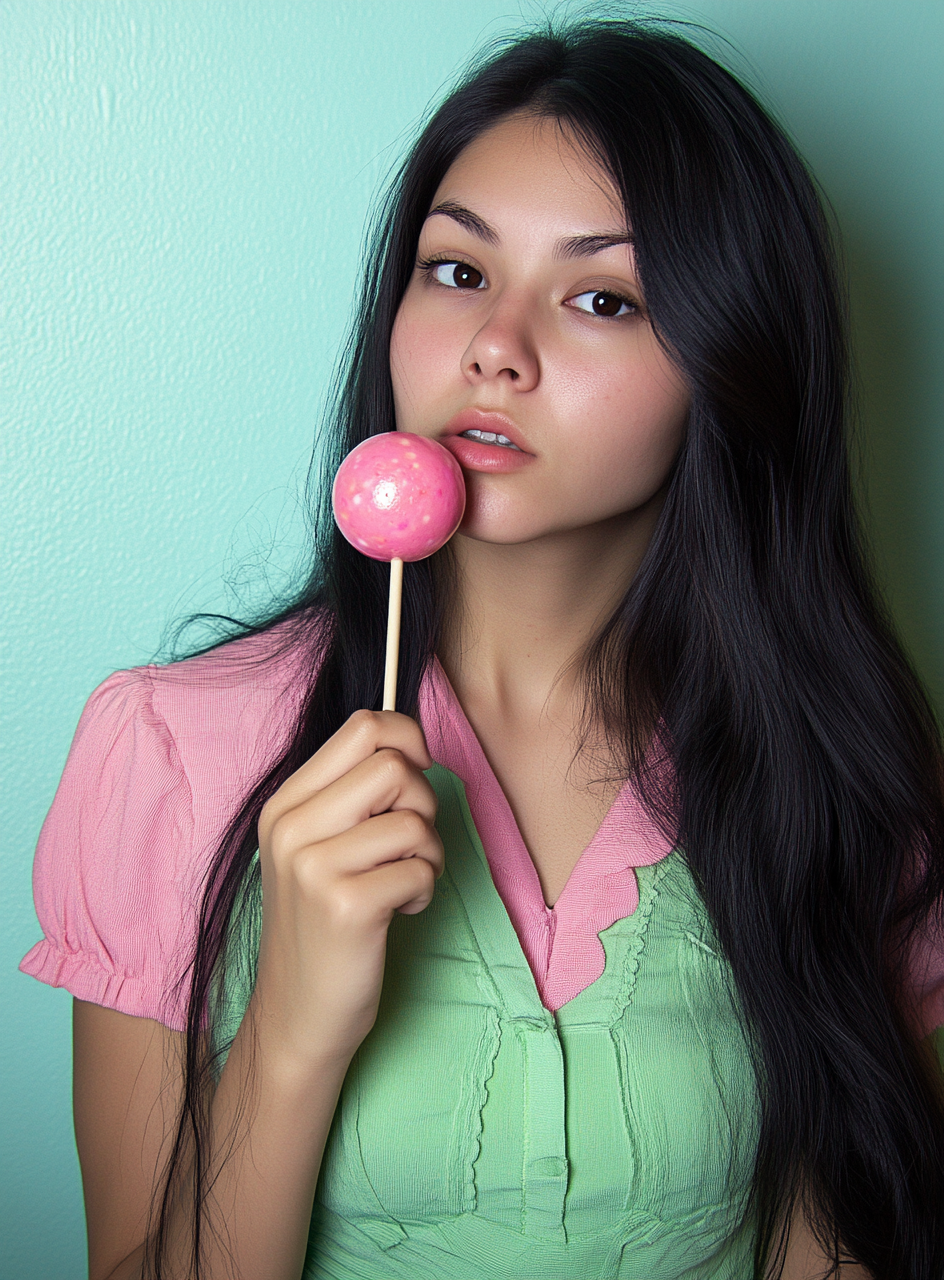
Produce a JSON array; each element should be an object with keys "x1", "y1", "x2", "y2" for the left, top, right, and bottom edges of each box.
[
  {"x1": 271, "y1": 710, "x2": 431, "y2": 813},
  {"x1": 353, "y1": 853, "x2": 441, "y2": 918},
  {"x1": 264, "y1": 747, "x2": 437, "y2": 853},
  {"x1": 298, "y1": 808, "x2": 445, "y2": 882}
]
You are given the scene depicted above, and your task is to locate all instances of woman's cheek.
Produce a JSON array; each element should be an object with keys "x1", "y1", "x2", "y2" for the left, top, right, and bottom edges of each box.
[
  {"x1": 391, "y1": 306, "x2": 456, "y2": 428},
  {"x1": 389, "y1": 311, "x2": 419, "y2": 425},
  {"x1": 568, "y1": 392, "x2": 687, "y2": 514},
  {"x1": 390, "y1": 302, "x2": 429, "y2": 415}
]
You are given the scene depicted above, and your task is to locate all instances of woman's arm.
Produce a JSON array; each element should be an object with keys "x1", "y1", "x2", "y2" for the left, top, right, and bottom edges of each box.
[
  {"x1": 74, "y1": 1003, "x2": 182, "y2": 1280},
  {"x1": 74, "y1": 709, "x2": 444, "y2": 1280},
  {"x1": 776, "y1": 1208, "x2": 871, "y2": 1280},
  {"x1": 74, "y1": 1000, "x2": 353, "y2": 1280}
]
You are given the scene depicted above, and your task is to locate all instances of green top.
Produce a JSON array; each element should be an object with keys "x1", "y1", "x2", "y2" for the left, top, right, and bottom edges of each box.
[{"x1": 214, "y1": 764, "x2": 761, "y2": 1279}]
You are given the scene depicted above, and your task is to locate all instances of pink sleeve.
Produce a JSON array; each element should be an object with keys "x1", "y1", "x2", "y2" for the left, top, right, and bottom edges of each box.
[{"x1": 19, "y1": 669, "x2": 199, "y2": 1030}]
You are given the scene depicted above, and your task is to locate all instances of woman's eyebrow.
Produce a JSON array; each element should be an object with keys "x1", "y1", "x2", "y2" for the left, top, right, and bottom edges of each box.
[
  {"x1": 427, "y1": 202, "x2": 499, "y2": 245},
  {"x1": 426, "y1": 202, "x2": 634, "y2": 260},
  {"x1": 556, "y1": 232, "x2": 635, "y2": 259}
]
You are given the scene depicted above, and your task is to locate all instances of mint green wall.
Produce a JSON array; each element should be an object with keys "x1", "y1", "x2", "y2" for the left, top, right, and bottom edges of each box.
[{"x1": 2, "y1": 2, "x2": 941, "y2": 1274}]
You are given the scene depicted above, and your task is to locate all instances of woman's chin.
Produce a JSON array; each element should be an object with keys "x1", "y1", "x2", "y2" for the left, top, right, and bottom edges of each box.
[{"x1": 452, "y1": 517, "x2": 573, "y2": 550}]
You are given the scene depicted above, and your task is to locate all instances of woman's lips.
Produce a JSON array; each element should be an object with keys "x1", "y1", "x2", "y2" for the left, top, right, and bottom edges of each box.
[
  {"x1": 441, "y1": 433, "x2": 535, "y2": 472},
  {"x1": 440, "y1": 409, "x2": 535, "y2": 473}
]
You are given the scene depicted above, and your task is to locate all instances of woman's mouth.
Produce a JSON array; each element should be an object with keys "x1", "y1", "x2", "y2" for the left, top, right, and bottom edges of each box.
[
  {"x1": 440, "y1": 410, "x2": 535, "y2": 473},
  {"x1": 441, "y1": 428, "x2": 534, "y2": 473}
]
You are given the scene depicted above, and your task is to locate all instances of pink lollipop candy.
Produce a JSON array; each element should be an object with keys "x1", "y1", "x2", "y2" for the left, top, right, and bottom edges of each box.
[
  {"x1": 332, "y1": 432, "x2": 466, "y2": 709},
  {"x1": 332, "y1": 431, "x2": 465, "y2": 562}
]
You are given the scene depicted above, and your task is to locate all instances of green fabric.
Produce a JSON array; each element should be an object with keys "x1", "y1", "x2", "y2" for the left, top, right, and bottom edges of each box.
[{"x1": 215, "y1": 764, "x2": 761, "y2": 1279}]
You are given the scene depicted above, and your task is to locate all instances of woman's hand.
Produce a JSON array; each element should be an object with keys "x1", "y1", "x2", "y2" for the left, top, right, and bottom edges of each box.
[{"x1": 254, "y1": 708, "x2": 444, "y2": 1068}]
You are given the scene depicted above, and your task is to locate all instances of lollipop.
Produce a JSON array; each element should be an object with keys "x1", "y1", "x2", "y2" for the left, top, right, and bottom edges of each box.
[{"x1": 332, "y1": 432, "x2": 466, "y2": 710}]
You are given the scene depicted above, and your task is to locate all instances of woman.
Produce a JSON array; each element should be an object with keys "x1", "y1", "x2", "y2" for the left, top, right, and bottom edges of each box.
[{"x1": 21, "y1": 18, "x2": 944, "y2": 1280}]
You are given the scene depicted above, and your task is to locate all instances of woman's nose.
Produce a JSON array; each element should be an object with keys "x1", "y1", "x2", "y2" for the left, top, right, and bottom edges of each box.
[{"x1": 460, "y1": 298, "x2": 540, "y2": 391}]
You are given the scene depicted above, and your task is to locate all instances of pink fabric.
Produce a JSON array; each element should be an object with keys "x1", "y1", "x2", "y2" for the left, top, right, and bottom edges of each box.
[
  {"x1": 20, "y1": 634, "x2": 310, "y2": 1030},
  {"x1": 20, "y1": 630, "x2": 944, "y2": 1035},
  {"x1": 419, "y1": 661, "x2": 673, "y2": 1011}
]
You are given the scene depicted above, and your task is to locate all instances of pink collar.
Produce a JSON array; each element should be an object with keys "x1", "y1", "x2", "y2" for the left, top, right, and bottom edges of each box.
[{"x1": 418, "y1": 660, "x2": 675, "y2": 1011}]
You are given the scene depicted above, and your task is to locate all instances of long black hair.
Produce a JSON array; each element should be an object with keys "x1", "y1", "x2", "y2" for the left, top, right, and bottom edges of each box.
[{"x1": 151, "y1": 18, "x2": 944, "y2": 1278}]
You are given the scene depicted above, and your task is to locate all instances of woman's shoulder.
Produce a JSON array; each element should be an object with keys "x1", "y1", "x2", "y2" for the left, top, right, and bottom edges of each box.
[
  {"x1": 73, "y1": 612, "x2": 330, "y2": 832},
  {"x1": 61, "y1": 609, "x2": 329, "y2": 816},
  {"x1": 56, "y1": 622, "x2": 316, "y2": 824},
  {"x1": 19, "y1": 615, "x2": 329, "y2": 1027},
  {"x1": 129, "y1": 618, "x2": 320, "y2": 770}
]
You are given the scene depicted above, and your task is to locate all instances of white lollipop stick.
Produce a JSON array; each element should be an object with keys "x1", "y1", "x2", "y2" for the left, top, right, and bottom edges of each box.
[{"x1": 382, "y1": 557, "x2": 404, "y2": 712}]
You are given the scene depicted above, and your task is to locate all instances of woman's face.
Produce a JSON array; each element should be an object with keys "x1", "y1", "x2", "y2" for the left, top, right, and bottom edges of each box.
[{"x1": 390, "y1": 112, "x2": 690, "y2": 547}]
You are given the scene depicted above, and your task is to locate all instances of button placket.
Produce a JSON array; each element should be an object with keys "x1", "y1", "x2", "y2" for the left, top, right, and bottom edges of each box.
[{"x1": 519, "y1": 1015, "x2": 569, "y2": 1241}]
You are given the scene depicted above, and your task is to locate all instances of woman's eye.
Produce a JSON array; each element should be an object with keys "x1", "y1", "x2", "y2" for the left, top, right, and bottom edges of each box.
[
  {"x1": 569, "y1": 290, "x2": 636, "y2": 318},
  {"x1": 430, "y1": 261, "x2": 485, "y2": 290}
]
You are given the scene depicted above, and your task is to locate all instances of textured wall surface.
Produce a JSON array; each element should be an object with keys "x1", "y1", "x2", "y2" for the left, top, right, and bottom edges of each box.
[{"x1": 2, "y1": 1, "x2": 941, "y2": 1274}]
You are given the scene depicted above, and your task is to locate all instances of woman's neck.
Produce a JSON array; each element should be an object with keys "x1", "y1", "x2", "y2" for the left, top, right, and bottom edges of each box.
[
  {"x1": 435, "y1": 503, "x2": 663, "y2": 904},
  {"x1": 437, "y1": 500, "x2": 661, "y2": 726}
]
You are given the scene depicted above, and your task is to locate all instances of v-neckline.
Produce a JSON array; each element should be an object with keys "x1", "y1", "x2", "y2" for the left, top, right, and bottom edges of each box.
[
  {"x1": 423, "y1": 657, "x2": 634, "y2": 913},
  {"x1": 418, "y1": 661, "x2": 675, "y2": 1013},
  {"x1": 427, "y1": 762, "x2": 675, "y2": 1024}
]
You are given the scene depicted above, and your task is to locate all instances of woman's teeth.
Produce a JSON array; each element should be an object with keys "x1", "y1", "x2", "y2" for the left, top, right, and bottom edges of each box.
[{"x1": 460, "y1": 429, "x2": 521, "y2": 450}]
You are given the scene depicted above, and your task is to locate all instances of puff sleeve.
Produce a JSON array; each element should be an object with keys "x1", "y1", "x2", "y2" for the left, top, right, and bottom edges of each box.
[{"x1": 19, "y1": 669, "x2": 200, "y2": 1030}]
